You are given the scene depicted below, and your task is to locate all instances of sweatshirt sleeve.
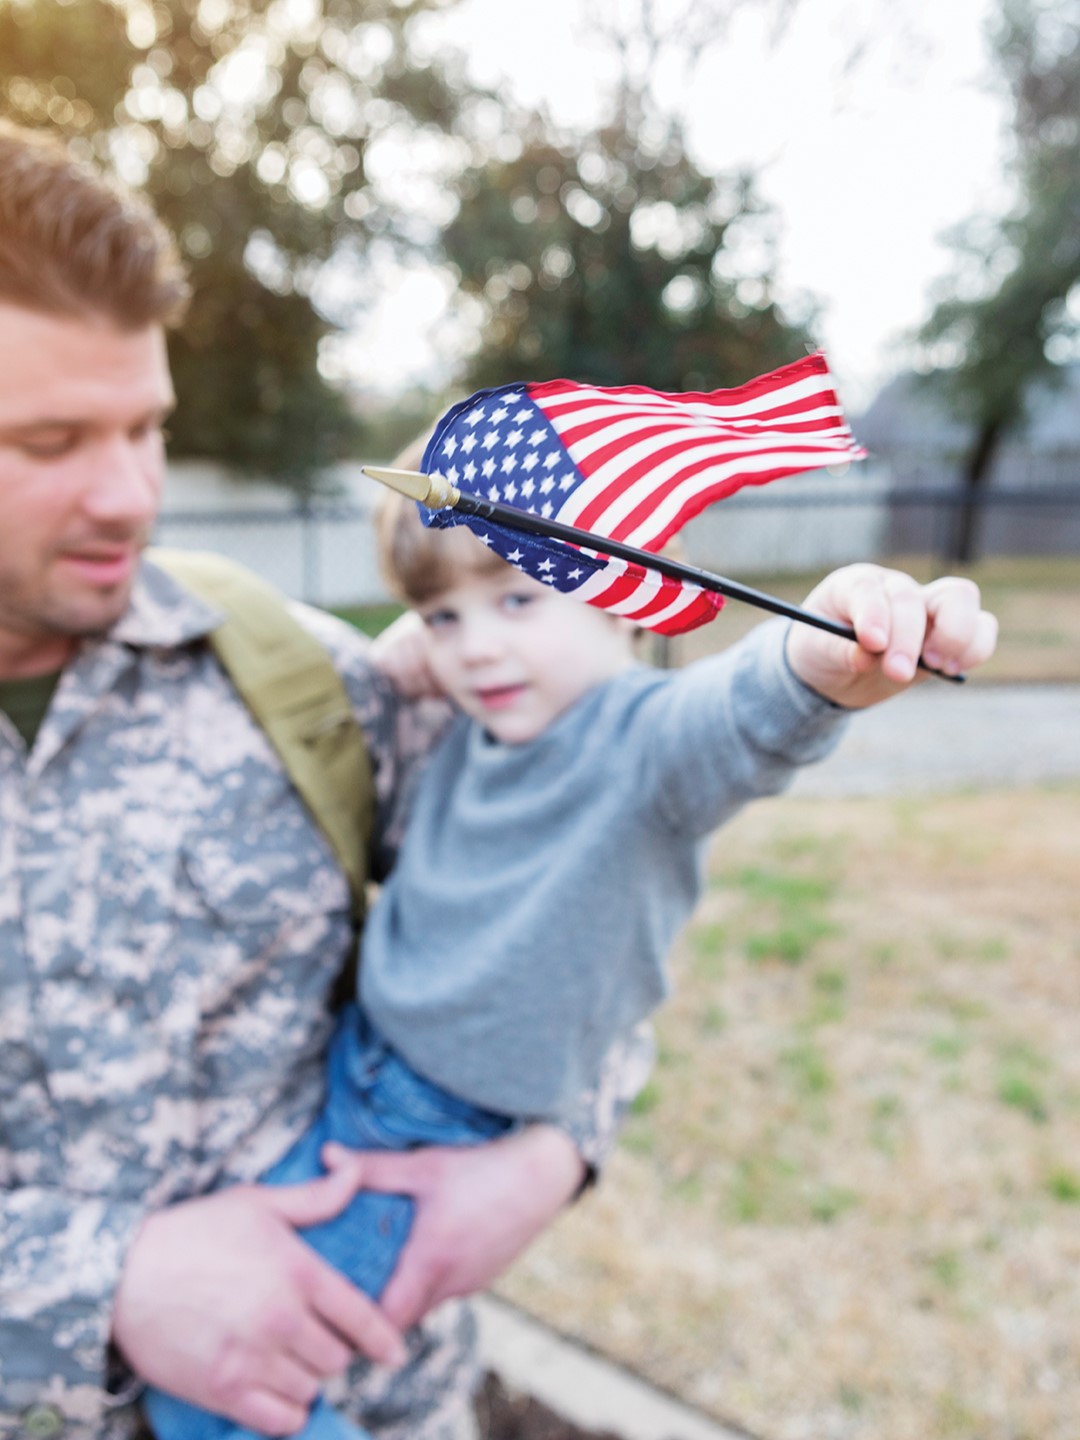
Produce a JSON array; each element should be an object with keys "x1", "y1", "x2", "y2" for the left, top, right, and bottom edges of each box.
[
  {"x1": 0, "y1": 1185, "x2": 147, "y2": 1434},
  {"x1": 639, "y1": 619, "x2": 850, "y2": 838}
]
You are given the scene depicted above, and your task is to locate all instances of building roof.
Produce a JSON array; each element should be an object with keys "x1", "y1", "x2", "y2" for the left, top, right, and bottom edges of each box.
[{"x1": 856, "y1": 363, "x2": 1080, "y2": 457}]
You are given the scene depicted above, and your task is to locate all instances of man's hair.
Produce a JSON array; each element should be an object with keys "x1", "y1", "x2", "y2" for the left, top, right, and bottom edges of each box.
[
  {"x1": 0, "y1": 121, "x2": 190, "y2": 328},
  {"x1": 377, "y1": 490, "x2": 508, "y2": 606}
]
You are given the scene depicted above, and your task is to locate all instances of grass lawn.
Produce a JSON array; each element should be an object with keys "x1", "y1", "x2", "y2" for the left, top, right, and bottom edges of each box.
[{"x1": 494, "y1": 783, "x2": 1080, "y2": 1440}]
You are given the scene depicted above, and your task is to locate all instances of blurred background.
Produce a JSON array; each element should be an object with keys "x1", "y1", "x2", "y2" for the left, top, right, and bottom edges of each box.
[
  {"x1": 2, "y1": 0, "x2": 1078, "y2": 639},
  {"x1": 4, "y1": 5, "x2": 1079, "y2": 1439}
]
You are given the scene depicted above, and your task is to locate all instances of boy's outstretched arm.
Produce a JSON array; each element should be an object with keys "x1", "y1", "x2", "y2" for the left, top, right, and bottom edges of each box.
[{"x1": 784, "y1": 565, "x2": 998, "y2": 710}]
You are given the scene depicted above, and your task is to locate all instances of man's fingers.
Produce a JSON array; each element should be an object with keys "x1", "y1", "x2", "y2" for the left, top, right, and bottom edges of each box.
[
  {"x1": 259, "y1": 1168, "x2": 363, "y2": 1229},
  {"x1": 284, "y1": 1310, "x2": 354, "y2": 1381},
  {"x1": 322, "y1": 1140, "x2": 438, "y2": 1197},
  {"x1": 377, "y1": 1246, "x2": 438, "y2": 1331},
  {"x1": 231, "y1": 1390, "x2": 309, "y2": 1439},
  {"x1": 310, "y1": 1258, "x2": 407, "y2": 1368}
]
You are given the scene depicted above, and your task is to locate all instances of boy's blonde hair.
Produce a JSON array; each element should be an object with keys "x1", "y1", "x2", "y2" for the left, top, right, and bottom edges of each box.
[{"x1": 376, "y1": 490, "x2": 509, "y2": 607}]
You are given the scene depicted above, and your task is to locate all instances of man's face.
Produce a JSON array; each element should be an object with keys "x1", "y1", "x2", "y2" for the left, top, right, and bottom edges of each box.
[{"x1": 0, "y1": 303, "x2": 174, "y2": 674}]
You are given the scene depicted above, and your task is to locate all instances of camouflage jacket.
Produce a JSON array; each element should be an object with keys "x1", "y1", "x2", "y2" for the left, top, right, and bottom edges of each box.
[{"x1": 0, "y1": 559, "x2": 643, "y2": 1440}]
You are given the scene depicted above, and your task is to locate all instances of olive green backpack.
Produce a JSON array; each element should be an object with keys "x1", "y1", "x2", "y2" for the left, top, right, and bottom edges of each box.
[{"x1": 150, "y1": 548, "x2": 374, "y2": 926}]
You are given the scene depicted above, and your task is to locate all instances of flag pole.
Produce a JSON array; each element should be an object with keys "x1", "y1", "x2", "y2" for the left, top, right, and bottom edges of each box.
[{"x1": 362, "y1": 467, "x2": 964, "y2": 684}]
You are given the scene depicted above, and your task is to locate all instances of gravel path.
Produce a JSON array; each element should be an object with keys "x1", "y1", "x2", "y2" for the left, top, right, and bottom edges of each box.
[{"x1": 789, "y1": 682, "x2": 1080, "y2": 797}]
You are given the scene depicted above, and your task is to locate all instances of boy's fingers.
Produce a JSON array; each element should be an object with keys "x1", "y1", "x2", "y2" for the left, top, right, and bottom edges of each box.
[{"x1": 921, "y1": 577, "x2": 994, "y2": 671}]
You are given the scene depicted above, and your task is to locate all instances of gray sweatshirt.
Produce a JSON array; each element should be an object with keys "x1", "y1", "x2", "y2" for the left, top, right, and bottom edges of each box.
[{"x1": 360, "y1": 621, "x2": 847, "y2": 1129}]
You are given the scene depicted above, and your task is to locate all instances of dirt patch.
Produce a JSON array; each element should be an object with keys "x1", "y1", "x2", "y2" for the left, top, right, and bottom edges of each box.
[
  {"x1": 477, "y1": 1374, "x2": 624, "y2": 1440},
  {"x1": 494, "y1": 785, "x2": 1080, "y2": 1440}
]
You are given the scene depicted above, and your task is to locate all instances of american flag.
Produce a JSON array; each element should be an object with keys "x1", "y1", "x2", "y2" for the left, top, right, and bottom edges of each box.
[{"x1": 420, "y1": 352, "x2": 866, "y2": 635}]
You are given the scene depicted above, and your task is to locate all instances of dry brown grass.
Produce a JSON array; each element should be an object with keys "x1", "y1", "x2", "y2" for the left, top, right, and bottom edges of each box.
[
  {"x1": 669, "y1": 555, "x2": 1080, "y2": 685},
  {"x1": 495, "y1": 784, "x2": 1080, "y2": 1440}
]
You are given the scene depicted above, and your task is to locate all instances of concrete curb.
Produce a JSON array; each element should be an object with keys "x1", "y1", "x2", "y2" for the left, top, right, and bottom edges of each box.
[{"x1": 475, "y1": 1296, "x2": 754, "y2": 1440}]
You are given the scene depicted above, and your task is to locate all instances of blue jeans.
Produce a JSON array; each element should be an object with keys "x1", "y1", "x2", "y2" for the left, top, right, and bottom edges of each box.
[{"x1": 143, "y1": 1005, "x2": 513, "y2": 1440}]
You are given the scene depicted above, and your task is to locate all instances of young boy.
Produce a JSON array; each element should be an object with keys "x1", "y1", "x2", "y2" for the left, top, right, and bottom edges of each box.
[{"x1": 144, "y1": 498, "x2": 997, "y2": 1440}]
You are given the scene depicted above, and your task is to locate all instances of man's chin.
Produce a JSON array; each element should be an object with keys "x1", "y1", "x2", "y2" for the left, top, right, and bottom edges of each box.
[{"x1": 46, "y1": 582, "x2": 136, "y2": 639}]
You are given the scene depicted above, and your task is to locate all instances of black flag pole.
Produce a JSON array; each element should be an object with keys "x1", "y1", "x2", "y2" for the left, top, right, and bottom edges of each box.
[{"x1": 362, "y1": 467, "x2": 964, "y2": 684}]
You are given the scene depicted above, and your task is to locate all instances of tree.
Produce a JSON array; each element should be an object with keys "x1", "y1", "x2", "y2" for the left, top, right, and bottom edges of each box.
[
  {"x1": 440, "y1": 0, "x2": 813, "y2": 395},
  {"x1": 0, "y1": 0, "x2": 465, "y2": 486},
  {"x1": 918, "y1": 0, "x2": 1080, "y2": 562}
]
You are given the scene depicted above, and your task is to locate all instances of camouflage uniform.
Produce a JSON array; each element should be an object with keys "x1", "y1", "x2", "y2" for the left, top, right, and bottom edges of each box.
[{"x1": 0, "y1": 559, "x2": 643, "y2": 1440}]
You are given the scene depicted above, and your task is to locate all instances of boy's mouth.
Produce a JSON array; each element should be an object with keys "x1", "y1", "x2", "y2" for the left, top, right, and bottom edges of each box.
[{"x1": 475, "y1": 683, "x2": 527, "y2": 711}]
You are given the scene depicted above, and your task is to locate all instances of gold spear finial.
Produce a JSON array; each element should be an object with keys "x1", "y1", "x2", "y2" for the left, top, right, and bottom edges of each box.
[{"x1": 361, "y1": 466, "x2": 461, "y2": 510}]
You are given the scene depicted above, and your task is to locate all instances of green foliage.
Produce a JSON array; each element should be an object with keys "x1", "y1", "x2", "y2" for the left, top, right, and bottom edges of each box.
[
  {"x1": 442, "y1": 106, "x2": 812, "y2": 393},
  {"x1": 0, "y1": 0, "x2": 462, "y2": 485},
  {"x1": 918, "y1": 0, "x2": 1080, "y2": 556}
]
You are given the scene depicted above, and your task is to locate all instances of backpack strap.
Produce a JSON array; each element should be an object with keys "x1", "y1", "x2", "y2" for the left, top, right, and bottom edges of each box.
[{"x1": 149, "y1": 548, "x2": 374, "y2": 925}]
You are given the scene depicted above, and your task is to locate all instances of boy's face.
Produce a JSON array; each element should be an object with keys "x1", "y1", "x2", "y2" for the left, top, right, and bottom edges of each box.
[{"x1": 416, "y1": 563, "x2": 636, "y2": 745}]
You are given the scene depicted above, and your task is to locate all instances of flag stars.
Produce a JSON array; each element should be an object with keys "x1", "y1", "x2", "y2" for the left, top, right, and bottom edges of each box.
[
  {"x1": 500, "y1": 454, "x2": 518, "y2": 474},
  {"x1": 464, "y1": 407, "x2": 485, "y2": 427},
  {"x1": 461, "y1": 434, "x2": 477, "y2": 454},
  {"x1": 481, "y1": 459, "x2": 495, "y2": 478},
  {"x1": 521, "y1": 453, "x2": 539, "y2": 472},
  {"x1": 505, "y1": 428, "x2": 524, "y2": 447},
  {"x1": 507, "y1": 548, "x2": 524, "y2": 562},
  {"x1": 514, "y1": 408, "x2": 532, "y2": 423},
  {"x1": 521, "y1": 479, "x2": 535, "y2": 498},
  {"x1": 543, "y1": 453, "x2": 559, "y2": 469},
  {"x1": 463, "y1": 461, "x2": 477, "y2": 481},
  {"x1": 539, "y1": 477, "x2": 555, "y2": 494},
  {"x1": 442, "y1": 435, "x2": 458, "y2": 458},
  {"x1": 487, "y1": 485, "x2": 501, "y2": 501},
  {"x1": 490, "y1": 405, "x2": 509, "y2": 424},
  {"x1": 482, "y1": 431, "x2": 500, "y2": 451},
  {"x1": 558, "y1": 473, "x2": 575, "y2": 491},
  {"x1": 504, "y1": 481, "x2": 518, "y2": 500},
  {"x1": 528, "y1": 429, "x2": 546, "y2": 447}
]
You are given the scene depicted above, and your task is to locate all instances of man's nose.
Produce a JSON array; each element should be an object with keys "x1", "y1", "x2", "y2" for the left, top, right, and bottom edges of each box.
[{"x1": 80, "y1": 434, "x2": 162, "y2": 528}]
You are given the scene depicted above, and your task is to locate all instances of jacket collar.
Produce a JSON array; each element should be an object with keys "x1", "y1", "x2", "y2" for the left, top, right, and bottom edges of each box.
[{"x1": 108, "y1": 554, "x2": 225, "y2": 650}]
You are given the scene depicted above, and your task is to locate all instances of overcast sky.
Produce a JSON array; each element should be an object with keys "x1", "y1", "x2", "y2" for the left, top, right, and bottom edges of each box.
[{"x1": 342, "y1": 0, "x2": 1012, "y2": 414}]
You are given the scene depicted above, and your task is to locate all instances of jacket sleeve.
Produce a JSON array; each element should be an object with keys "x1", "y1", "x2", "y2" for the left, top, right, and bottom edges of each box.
[
  {"x1": 0, "y1": 1185, "x2": 146, "y2": 1434},
  {"x1": 639, "y1": 619, "x2": 850, "y2": 838}
]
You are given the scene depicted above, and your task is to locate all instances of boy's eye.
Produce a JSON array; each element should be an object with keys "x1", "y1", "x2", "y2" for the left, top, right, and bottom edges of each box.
[
  {"x1": 502, "y1": 591, "x2": 537, "y2": 612},
  {"x1": 421, "y1": 608, "x2": 457, "y2": 630}
]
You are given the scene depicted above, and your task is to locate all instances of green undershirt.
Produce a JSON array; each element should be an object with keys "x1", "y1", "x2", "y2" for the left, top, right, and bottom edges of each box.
[{"x1": 0, "y1": 671, "x2": 62, "y2": 749}]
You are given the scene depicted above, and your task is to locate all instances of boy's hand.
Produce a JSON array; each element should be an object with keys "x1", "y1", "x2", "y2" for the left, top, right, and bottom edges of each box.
[
  {"x1": 784, "y1": 564, "x2": 998, "y2": 709},
  {"x1": 370, "y1": 611, "x2": 444, "y2": 700}
]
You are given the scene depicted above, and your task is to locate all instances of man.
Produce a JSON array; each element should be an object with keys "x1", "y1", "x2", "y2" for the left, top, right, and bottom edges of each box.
[{"x1": 0, "y1": 122, "x2": 614, "y2": 1440}]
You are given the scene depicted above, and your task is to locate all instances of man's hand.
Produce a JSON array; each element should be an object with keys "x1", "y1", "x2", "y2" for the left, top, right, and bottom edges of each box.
[
  {"x1": 321, "y1": 1125, "x2": 586, "y2": 1330},
  {"x1": 112, "y1": 1174, "x2": 406, "y2": 1436},
  {"x1": 785, "y1": 565, "x2": 998, "y2": 709}
]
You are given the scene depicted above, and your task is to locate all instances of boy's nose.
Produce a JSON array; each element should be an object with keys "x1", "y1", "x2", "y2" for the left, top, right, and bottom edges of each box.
[{"x1": 459, "y1": 616, "x2": 505, "y2": 665}]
